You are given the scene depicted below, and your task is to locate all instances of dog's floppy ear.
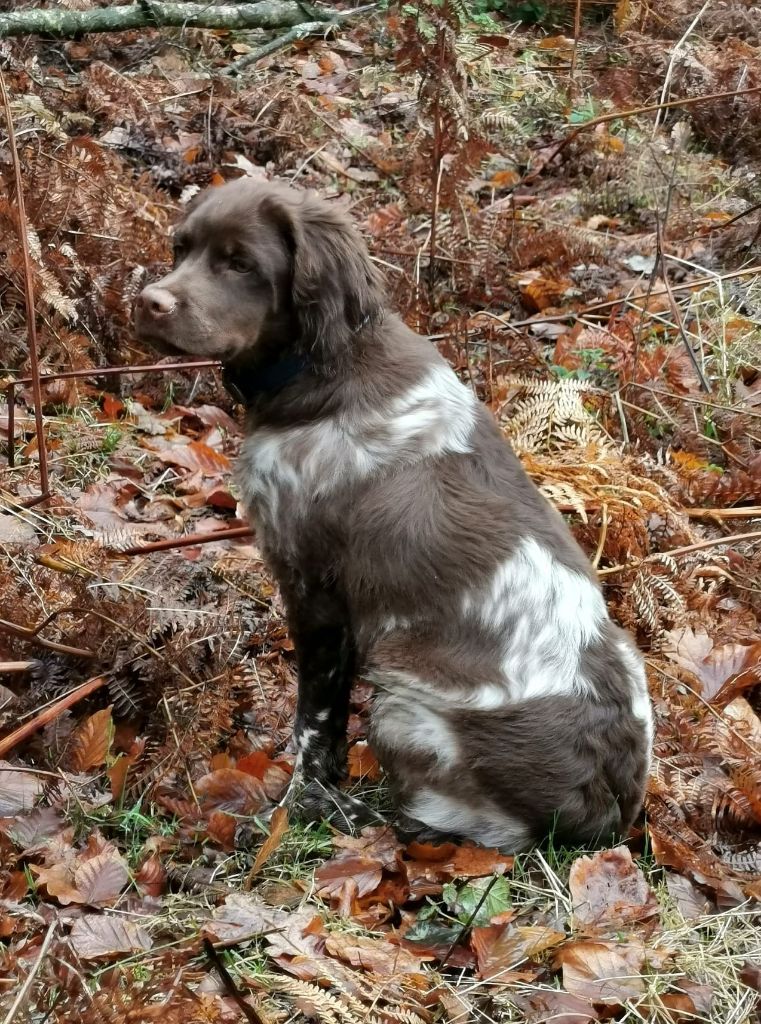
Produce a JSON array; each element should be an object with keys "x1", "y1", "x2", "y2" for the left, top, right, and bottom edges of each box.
[{"x1": 264, "y1": 191, "x2": 385, "y2": 371}]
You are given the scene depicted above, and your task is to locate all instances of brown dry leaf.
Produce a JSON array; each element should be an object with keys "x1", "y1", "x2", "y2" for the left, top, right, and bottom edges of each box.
[
  {"x1": 664, "y1": 628, "x2": 761, "y2": 700},
  {"x1": 511, "y1": 989, "x2": 600, "y2": 1024},
  {"x1": 664, "y1": 872, "x2": 713, "y2": 920},
  {"x1": 325, "y1": 931, "x2": 428, "y2": 978},
  {"x1": 472, "y1": 922, "x2": 566, "y2": 979},
  {"x1": 150, "y1": 439, "x2": 231, "y2": 475},
  {"x1": 315, "y1": 854, "x2": 384, "y2": 900},
  {"x1": 134, "y1": 852, "x2": 167, "y2": 897},
  {"x1": 569, "y1": 847, "x2": 659, "y2": 934},
  {"x1": 206, "y1": 810, "x2": 238, "y2": 850},
  {"x1": 195, "y1": 769, "x2": 266, "y2": 815},
  {"x1": 30, "y1": 861, "x2": 82, "y2": 905},
  {"x1": 73, "y1": 848, "x2": 130, "y2": 905},
  {"x1": 246, "y1": 806, "x2": 289, "y2": 882},
  {"x1": 67, "y1": 707, "x2": 113, "y2": 771},
  {"x1": 0, "y1": 764, "x2": 44, "y2": 815},
  {"x1": 558, "y1": 937, "x2": 646, "y2": 1004},
  {"x1": 3, "y1": 807, "x2": 64, "y2": 850},
  {"x1": 659, "y1": 977, "x2": 714, "y2": 1022},
  {"x1": 347, "y1": 741, "x2": 381, "y2": 781},
  {"x1": 69, "y1": 914, "x2": 153, "y2": 960}
]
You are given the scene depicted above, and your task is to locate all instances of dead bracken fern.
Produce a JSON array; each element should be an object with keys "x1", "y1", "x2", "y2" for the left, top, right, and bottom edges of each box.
[{"x1": 497, "y1": 376, "x2": 611, "y2": 454}]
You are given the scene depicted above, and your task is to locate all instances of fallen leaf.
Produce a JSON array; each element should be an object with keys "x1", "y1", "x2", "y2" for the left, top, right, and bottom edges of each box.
[
  {"x1": 347, "y1": 741, "x2": 381, "y2": 780},
  {"x1": 67, "y1": 707, "x2": 113, "y2": 771},
  {"x1": 664, "y1": 872, "x2": 713, "y2": 920},
  {"x1": 472, "y1": 921, "x2": 565, "y2": 979},
  {"x1": 569, "y1": 847, "x2": 659, "y2": 934},
  {"x1": 558, "y1": 937, "x2": 646, "y2": 1004},
  {"x1": 246, "y1": 806, "x2": 289, "y2": 882},
  {"x1": 69, "y1": 914, "x2": 153, "y2": 960},
  {"x1": 512, "y1": 989, "x2": 599, "y2": 1023},
  {"x1": 444, "y1": 875, "x2": 511, "y2": 927},
  {"x1": 73, "y1": 848, "x2": 130, "y2": 905},
  {"x1": 325, "y1": 931, "x2": 428, "y2": 978},
  {"x1": 664, "y1": 628, "x2": 761, "y2": 700},
  {"x1": 3, "y1": 806, "x2": 64, "y2": 848},
  {"x1": 0, "y1": 763, "x2": 43, "y2": 815},
  {"x1": 134, "y1": 852, "x2": 167, "y2": 897},
  {"x1": 149, "y1": 440, "x2": 231, "y2": 475},
  {"x1": 195, "y1": 769, "x2": 266, "y2": 815},
  {"x1": 659, "y1": 977, "x2": 714, "y2": 1021},
  {"x1": 315, "y1": 854, "x2": 384, "y2": 900}
]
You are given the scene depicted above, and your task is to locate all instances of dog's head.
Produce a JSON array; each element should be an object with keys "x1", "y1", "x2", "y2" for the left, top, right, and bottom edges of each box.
[{"x1": 134, "y1": 179, "x2": 385, "y2": 370}]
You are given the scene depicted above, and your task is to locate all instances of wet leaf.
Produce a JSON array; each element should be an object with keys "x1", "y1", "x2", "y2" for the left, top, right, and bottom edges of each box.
[
  {"x1": 569, "y1": 847, "x2": 659, "y2": 934},
  {"x1": 558, "y1": 937, "x2": 647, "y2": 1004},
  {"x1": 195, "y1": 769, "x2": 266, "y2": 815},
  {"x1": 73, "y1": 848, "x2": 130, "y2": 905},
  {"x1": 0, "y1": 764, "x2": 43, "y2": 815},
  {"x1": 443, "y1": 875, "x2": 511, "y2": 927},
  {"x1": 511, "y1": 989, "x2": 599, "y2": 1024},
  {"x1": 67, "y1": 707, "x2": 113, "y2": 771},
  {"x1": 69, "y1": 914, "x2": 153, "y2": 960},
  {"x1": 325, "y1": 931, "x2": 428, "y2": 978},
  {"x1": 472, "y1": 921, "x2": 565, "y2": 979}
]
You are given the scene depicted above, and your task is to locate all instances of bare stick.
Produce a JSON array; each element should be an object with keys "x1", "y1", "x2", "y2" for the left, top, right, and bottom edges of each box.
[
  {"x1": 2, "y1": 920, "x2": 58, "y2": 1024},
  {"x1": 0, "y1": 70, "x2": 48, "y2": 497},
  {"x1": 523, "y1": 84, "x2": 761, "y2": 182},
  {"x1": 598, "y1": 529, "x2": 761, "y2": 578},
  {"x1": 0, "y1": 616, "x2": 95, "y2": 660},
  {"x1": 0, "y1": 660, "x2": 40, "y2": 673},
  {"x1": 117, "y1": 525, "x2": 253, "y2": 556},
  {"x1": 0, "y1": 676, "x2": 107, "y2": 758},
  {"x1": 653, "y1": 0, "x2": 712, "y2": 132}
]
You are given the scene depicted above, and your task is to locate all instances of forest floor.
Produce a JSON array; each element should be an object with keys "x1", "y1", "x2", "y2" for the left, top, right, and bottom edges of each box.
[{"x1": 1, "y1": 1, "x2": 761, "y2": 1022}]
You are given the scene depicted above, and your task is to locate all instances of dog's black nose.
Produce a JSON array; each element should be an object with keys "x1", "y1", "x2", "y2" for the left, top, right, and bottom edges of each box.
[{"x1": 136, "y1": 286, "x2": 176, "y2": 318}]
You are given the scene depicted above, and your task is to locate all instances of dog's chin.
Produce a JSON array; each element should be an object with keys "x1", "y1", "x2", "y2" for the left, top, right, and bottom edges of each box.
[{"x1": 136, "y1": 331, "x2": 194, "y2": 360}]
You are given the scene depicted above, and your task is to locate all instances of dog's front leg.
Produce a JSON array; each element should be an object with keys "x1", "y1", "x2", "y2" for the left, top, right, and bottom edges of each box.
[{"x1": 278, "y1": 573, "x2": 383, "y2": 830}]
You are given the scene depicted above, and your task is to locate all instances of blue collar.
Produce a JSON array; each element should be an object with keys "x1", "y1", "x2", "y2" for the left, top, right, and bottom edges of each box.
[{"x1": 222, "y1": 354, "x2": 311, "y2": 406}]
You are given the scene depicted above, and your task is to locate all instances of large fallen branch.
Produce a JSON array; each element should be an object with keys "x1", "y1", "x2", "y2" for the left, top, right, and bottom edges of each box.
[{"x1": 0, "y1": 2, "x2": 339, "y2": 38}]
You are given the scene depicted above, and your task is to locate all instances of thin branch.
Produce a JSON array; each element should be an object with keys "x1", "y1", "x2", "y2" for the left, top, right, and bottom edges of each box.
[
  {"x1": 0, "y1": 676, "x2": 107, "y2": 758},
  {"x1": 0, "y1": 69, "x2": 48, "y2": 497},
  {"x1": 522, "y1": 84, "x2": 761, "y2": 182},
  {"x1": 117, "y1": 525, "x2": 253, "y2": 557},
  {"x1": 0, "y1": 660, "x2": 40, "y2": 673},
  {"x1": 0, "y1": 616, "x2": 96, "y2": 660},
  {"x1": 598, "y1": 529, "x2": 761, "y2": 578},
  {"x1": 2, "y1": 920, "x2": 58, "y2": 1024},
  {"x1": 224, "y1": 6, "x2": 376, "y2": 76},
  {"x1": 653, "y1": 0, "x2": 712, "y2": 133},
  {"x1": 202, "y1": 939, "x2": 266, "y2": 1024}
]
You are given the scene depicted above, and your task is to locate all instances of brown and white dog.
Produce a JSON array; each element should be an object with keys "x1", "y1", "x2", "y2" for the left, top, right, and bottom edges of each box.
[{"x1": 135, "y1": 179, "x2": 652, "y2": 851}]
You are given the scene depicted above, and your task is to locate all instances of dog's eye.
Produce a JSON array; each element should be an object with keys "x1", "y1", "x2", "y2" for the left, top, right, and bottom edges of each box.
[{"x1": 228, "y1": 253, "x2": 253, "y2": 274}]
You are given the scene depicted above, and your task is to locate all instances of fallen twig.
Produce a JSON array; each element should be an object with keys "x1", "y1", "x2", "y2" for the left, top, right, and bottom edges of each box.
[
  {"x1": 684, "y1": 507, "x2": 761, "y2": 520},
  {"x1": 202, "y1": 939, "x2": 266, "y2": 1024},
  {"x1": 0, "y1": 675, "x2": 107, "y2": 758},
  {"x1": 1, "y1": 919, "x2": 58, "y2": 1024},
  {"x1": 225, "y1": 6, "x2": 376, "y2": 75},
  {"x1": 0, "y1": 660, "x2": 41, "y2": 674},
  {"x1": 118, "y1": 525, "x2": 253, "y2": 556},
  {"x1": 0, "y1": 616, "x2": 96, "y2": 660},
  {"x1": 522, "y1": 84, "x2": 761, "y2": 183},
  {"x1": 598, "y1": 529, "x2": 761, "y2": 578},
  {"x1": 0, "y1": 2, "x2": 339, "y2": 39},
  {"x1": 0, "y1": 70, "x2": 48, "y2": 498}
]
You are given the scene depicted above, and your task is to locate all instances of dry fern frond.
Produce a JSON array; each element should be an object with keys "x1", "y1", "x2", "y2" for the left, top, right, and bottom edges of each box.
[{"x1": 272, "y1": 977, "x2": 363, "y2": 1024}]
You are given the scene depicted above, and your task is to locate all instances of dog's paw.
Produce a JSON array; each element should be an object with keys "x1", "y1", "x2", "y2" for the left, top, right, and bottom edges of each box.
[{"x1": 298, "y1": 780, "x2": 385, "y2": 833}]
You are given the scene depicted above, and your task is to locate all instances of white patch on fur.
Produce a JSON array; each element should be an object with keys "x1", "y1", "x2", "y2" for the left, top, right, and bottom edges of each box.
[
  {"x1": 372, "y1": 693, "x2": 458, "y2": 766},
  {"x1": 238, "y1": 363, "x2": 477, "y2": 526},
  {"x1": 462, "y1": 537, "x2": 607, "y2": 700},
  {"x1": 294, "y1": 726, "x2": 319, "y2": 769},
  {"x1": 405, "y1": 789, "x2": 532, "y2": 851},
  {"x1": 617, "y1": 639, "x2": 654, "y2": 756},
  {"x1": 368, "y1": 667, "x2": 509, "y2": 711},
  {"x1": 315, "y1": 709, "x2": 331, "y2": 723}
]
